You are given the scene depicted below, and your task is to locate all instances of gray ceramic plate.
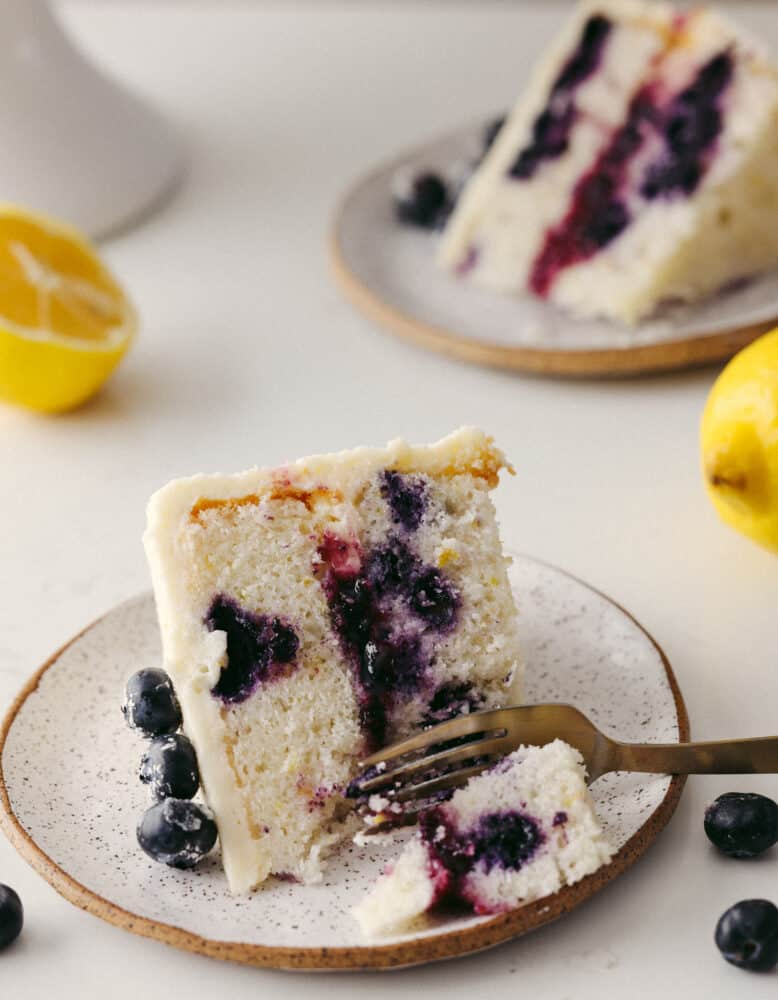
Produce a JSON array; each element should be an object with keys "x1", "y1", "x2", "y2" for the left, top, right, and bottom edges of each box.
[
  {"x1": 0, "y1": 555, "x2": 687, "y2": 970},
  {"x1": 330, "y1": 121, "x2": 778, "y2": 376}
]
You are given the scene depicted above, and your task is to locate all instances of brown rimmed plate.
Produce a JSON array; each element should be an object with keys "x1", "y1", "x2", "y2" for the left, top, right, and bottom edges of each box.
[
  {"x1": 330, "y1": 121, "x2": 778, "y2": 377},
  {"x1": 0, "y1": 554, "x2": 688, "y2": 970}
]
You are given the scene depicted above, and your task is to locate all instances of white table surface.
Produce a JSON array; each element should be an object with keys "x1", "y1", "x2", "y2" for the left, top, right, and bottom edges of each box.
[{"x1": 2, "y1": 1, "x2": 778, "y2": 996}]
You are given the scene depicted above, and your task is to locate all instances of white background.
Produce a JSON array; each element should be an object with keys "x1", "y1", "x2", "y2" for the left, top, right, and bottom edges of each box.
[{"x1": 2, "y1": 1, "x2": 778, "y2": 996}]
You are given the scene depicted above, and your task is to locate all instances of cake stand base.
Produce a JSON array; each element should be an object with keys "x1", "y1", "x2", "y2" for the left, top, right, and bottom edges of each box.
[{"x1": 0, "y1": 0, "x2": 183, "y2": 239}]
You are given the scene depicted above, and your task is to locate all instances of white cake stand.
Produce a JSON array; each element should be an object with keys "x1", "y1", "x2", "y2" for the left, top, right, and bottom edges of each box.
[{"x1": 0, "y1": 0, "x2": 183, "y2": 239}]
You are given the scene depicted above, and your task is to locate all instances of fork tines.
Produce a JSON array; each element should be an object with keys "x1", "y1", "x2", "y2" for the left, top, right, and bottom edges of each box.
[{"x1": 348, "y1": 708, "x2": 516, "y2": 807}]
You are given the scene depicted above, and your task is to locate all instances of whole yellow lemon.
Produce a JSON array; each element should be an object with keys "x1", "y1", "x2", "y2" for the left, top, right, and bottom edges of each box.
[{"x1": 701, "y1": 328, "x2": 778, "y2": 554}]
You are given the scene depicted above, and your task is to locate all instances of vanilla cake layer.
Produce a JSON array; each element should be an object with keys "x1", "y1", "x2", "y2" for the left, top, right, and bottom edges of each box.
[
  {"x1": 144, "y1": 428, "x2": 522, "y2": 893},
  {"x1": 440, "y1": 0, "x2": 778, "y2": 324},
  {"x1": 353, "y1": 740, "x2": 613, "y2": 938}
]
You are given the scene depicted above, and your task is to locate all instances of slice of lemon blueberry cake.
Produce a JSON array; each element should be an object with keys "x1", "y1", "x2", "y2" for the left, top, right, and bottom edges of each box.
[
  {"x1": 439, "y1": 0, "x2": 778, "y2": 324},
  {"x1": 143, "y1": 428, "x2": 522, "y2": 893},
  {"x1": 353, "y1": 740, "x2": 613, "y2": 937}
]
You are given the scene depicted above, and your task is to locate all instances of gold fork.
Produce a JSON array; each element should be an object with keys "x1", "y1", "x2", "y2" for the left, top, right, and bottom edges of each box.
[{"x1": 349, "y1": 703, "x2": 778, "y2": 831}]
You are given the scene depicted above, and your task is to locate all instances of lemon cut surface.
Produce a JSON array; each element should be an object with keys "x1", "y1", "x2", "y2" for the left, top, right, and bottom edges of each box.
[{"x1": 0, "y1": 206, "x2": 136, "y2": 412}]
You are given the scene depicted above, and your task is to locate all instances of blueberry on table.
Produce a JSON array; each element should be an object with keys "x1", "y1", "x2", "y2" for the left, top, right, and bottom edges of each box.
[
  {"x1": 704, "y1": 792, "x2": 778, "y2": 858},
  {"x1": 393, "y1": 171, "x2": 449, "y2": 229},
  {"x1": 137, "y1": 798, "x2": 218, "y2": 868},
  {"x1": 140, "y1": 733, "x2": 200, "y2": 801},
  {"x1": 122, "y1": 668, "x2": 182, "y2": 737},
  {"x1": 0, "y1": 884, "x2": 23, "y2": 950},
  {"x1": 715, "y1": 899, "x2": 778, "y2": 972}
]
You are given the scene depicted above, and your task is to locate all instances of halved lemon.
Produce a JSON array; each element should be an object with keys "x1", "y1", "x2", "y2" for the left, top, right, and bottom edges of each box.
[{"x1": 0, "y1": 205, "x2": 136, "y2": 413}]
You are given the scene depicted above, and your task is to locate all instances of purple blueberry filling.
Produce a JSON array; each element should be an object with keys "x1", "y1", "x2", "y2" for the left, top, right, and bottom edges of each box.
[
  {"x1": 380, "y1": 470, "x2": 428, "y2": 532},
  {"x1": 510, "y1": 104, "x2": 577, "y2": 181},
  {"x1": 553, "y1": 810, "x2": 568, "y2": 827},
  {"x1": 530, "y1": 87, "x2": 656, "y2": 295},
  {"x1": 509, "y1": 15, "x2": 612, "y2": 180},
  {"x1": 409, "y1": 568, "x2": 459, "y2": 629},
  {"x1": 455, "y1": 245, "x2": 480, "y2": 276},
  {"x1": 318, "y1": 530, "x2": 461, "y2": 749},
  {"x1": 640, "y1": 51, "x2": 733, "y2": 200},
  {"x1": 530, "y1": 50, "x2": 734, "y2": 296},
  {"x1": 302, "y1": 782, "x2": 340, "y2": 813},
  {"x1": 205, "y1": 595, "x2": 299, "y2": 704},
  {"x1": 420, "y1": 806, "x2": 545, "y2": 908},
  {"x1": 423, "y1": 683, "x2": 485, "y2": 726},
  {"x1": 472, "y1": 810, "x2": 546, "y2": 873},
  {"x1": 364, "y1": 535, "x2": 415, "y2": 592},
  {"x1": 363, "y1": 537, "x2": 460, "y2": 630}
]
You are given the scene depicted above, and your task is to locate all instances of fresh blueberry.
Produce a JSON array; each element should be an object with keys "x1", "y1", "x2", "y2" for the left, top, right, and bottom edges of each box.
[
  {"x1": 482, "y1": 115, "x2": 506, "y2": 154},
  {"x1": 393, "y1": 171, "x2": 449, "y2": 228},
  {"x1": 704, "y1": 792, "x2": 778, "y2": 858},
  {"x1": 137, "y1": 798, "x2": 218, "y2": 869},
  {"x1": 715, "y1": 899, "x2": 778, "y2": 972},
  {"x1": 122, "y1": 669, "x2": 181, "y2": 737},
  {"x1": 140, "y1": 733, "x2": 200, "y2": 801},
  {"x1": 0, "y1": 885, "x2": 23, "y2": 950}
]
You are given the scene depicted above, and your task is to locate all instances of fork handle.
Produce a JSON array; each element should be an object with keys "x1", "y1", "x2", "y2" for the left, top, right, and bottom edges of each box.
[{"x1": 610, "y1": 737, "x2": 778, "y2": 776}]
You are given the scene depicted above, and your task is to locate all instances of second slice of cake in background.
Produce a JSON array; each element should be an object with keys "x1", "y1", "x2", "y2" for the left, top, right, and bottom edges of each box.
[
  {"x1": 144, "y1": 429, "x2": 522, "y2": 893},
  {"x1": 440, "y1": 0, "x2": 778, "y2": 324}
]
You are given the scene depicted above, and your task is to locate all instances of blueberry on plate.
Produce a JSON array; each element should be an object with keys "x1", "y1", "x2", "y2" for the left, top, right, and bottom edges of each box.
[
  {"x1": 122, "y1": 668, "x2": 182, "y2": 737},
  {"x1": 393, "y1": 171, "x2": 449, "y2": 229},
  {"x1": 704, "y1": 792, "x2": 778, "y2": 858},
  {"x1": 140, "y1": 733, "x2": 200, "y2": 801},
  {"x1": 0, "y1": 884, "x2": 23, "y2": 950},
  {"x1": 137, "y1": 798, "x2": 218, "y2": 869},
  {"x1": 715, "y1": 899, "x2": 778, "y2": 972}
]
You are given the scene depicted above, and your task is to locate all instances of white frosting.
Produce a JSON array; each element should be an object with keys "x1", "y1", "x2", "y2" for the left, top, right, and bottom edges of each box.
[{"x1": 143, "y1": 427, "x2": 522, "y2": 894}]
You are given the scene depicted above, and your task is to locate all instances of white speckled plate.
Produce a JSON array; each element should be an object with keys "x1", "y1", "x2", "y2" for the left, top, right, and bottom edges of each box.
[
  {"x1": 330, "y1": 120, "x2": 778, "y2": 377},
  {"x1": 0, "y1": 555, "x2": 687, "y2": 971}
]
